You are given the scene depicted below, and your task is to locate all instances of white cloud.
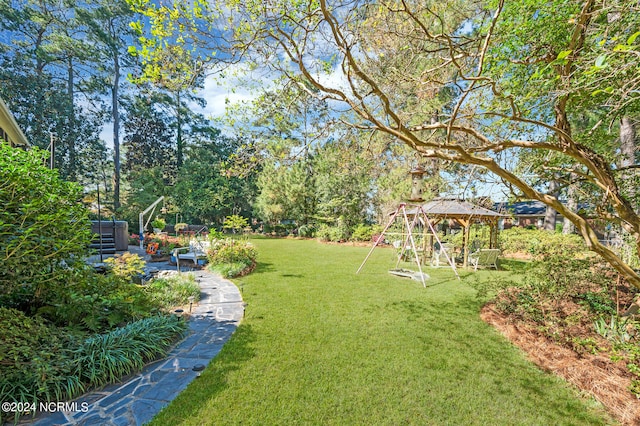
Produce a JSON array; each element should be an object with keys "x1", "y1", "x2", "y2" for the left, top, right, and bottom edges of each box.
[
  {"x1": 193, "y1": 75, "x2": 255, "y2": 118},
  {"x1": 315, "y1": 65, "x2": 350, "y2": 93},
  {"x1": 100, "y1": 123, "x2": 114, "y2": 149},
  {"x1": 192, "y1": 63, "x2": 279, "y2": 119}
]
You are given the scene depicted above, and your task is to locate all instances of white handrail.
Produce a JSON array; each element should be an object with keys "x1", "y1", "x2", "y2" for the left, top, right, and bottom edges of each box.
[{"x1": 139, "y1": 196, "x2": 165, "y2": 249}]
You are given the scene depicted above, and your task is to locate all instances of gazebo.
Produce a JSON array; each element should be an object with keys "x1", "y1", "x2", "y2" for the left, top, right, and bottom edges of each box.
[{"x1": 410, "y1": 198, "x2": 505, "y2": 268}]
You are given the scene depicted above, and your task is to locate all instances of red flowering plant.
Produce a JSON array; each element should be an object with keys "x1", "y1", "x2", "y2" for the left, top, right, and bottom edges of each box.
[{"x1": 145, "y1": 233, "x2": 188, "y2": 255}]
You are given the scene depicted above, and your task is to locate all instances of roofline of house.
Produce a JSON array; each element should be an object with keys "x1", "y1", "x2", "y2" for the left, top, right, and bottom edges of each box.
[{"x1": 0, "y1": 97, "x2": 29, "y2": 147}]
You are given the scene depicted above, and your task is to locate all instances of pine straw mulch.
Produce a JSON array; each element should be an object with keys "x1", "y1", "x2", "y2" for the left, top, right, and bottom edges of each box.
[{"x1": 481, "y1": 303, "x2": 640, "y2": 425}]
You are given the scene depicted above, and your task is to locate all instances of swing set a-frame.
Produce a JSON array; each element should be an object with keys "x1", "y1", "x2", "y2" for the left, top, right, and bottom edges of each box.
[{"x1": 356, "y1": 203, "x2": 460, "y2": 287}]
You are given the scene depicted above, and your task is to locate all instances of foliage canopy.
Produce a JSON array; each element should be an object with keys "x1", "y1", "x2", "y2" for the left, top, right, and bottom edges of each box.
[{"x1": 131, "y1": 0, "x2": 640, "y2": 289}]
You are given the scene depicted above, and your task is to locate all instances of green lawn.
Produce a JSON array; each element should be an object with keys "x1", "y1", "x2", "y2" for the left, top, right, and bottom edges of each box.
[{"x1": 151, "y1": 238, "x2": 613, "y2": 425}]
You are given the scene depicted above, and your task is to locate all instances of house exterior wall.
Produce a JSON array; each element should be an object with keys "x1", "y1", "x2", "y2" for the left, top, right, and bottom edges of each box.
[{"x1": 0, "y1": 97, "x2": 29, "y2": 148}]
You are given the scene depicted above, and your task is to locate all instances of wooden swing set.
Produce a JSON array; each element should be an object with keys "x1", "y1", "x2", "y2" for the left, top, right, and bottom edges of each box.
[{"x1": 356, "y1": 203, "x2": 459, "y2": 287}]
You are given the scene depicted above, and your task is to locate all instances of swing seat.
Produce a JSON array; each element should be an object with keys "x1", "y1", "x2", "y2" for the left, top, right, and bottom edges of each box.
[{"x1": 388, "y1": 269, "x2": 430, "y2": 282}]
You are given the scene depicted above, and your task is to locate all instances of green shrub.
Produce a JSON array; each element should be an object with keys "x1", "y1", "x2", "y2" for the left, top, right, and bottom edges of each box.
[
  {"x1": 208, "y1": 229, "x2": 225, "y2": 240},
  {"x1": 210, "y1": 262, "x2": 254, "y2": 278},
  {"x1": 0, "y1": 308, "x2": 82, "y2": 423},
  {"x1": 492, "y1": 252, "x2": 615, "y2": 337},
  {"x1": 207, "y1": 239, "x2": 258, "y2": 278},
  {"x1": 75, "y1": 315, "x2": 187, "y2": 388},
  {"x1": 297, "y1": 224, "x2": 316, "y2": 238},
  {"x1": 316, "y1": 224, "x2": 349, "y2": 242},
  {"x1": 104, "y1": 252, "x2": 146, "y2": 280},
  {"x1": 274, "y1": 224, "x2": 287, "y2": 236},
  {"x1": 146, "y1": 273, "x2": 201, "y2": 309},
  {"x1": 0, "y1": 143, "x2": 92, "y2": 310},
  {"x1": 208, "y1": 239, "x2": 257, "y2": 265},
  {"x1": 351, "y1": 224, "x2": 373, "y2": 241},
  {"x1": 499, "y1": 227, "x2": 588, "y2": 259},
  {"x1": 40, "y1": 269, "x2": 154, "y2": 333}
]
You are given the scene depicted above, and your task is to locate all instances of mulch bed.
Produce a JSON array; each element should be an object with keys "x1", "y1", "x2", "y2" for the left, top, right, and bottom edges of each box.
[{"x1": 481, "y1": 303, "x2": 640, "y2": 425}]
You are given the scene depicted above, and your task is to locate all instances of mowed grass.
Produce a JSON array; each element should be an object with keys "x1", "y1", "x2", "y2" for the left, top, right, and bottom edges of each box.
[{"x1": 151, "y1": 238, "x2": 613, "y2": 425}]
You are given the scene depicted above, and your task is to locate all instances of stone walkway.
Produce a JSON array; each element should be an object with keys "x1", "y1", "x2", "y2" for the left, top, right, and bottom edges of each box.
[{"x1": 30, "y1": 258, "x2": 244, "y2": 426}]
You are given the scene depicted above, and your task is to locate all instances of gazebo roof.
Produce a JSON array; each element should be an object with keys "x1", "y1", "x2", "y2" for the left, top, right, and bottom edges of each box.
[{"x1": 421, "y1": 198, "x2": 505, "y2": 220}]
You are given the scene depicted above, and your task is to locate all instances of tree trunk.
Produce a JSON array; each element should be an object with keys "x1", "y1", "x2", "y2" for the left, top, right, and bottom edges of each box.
[
  {"x1": 563, "y1": 175, "x2": 577, "y2": 234},
  {"x1": 544, "y1": 179, "x2": 559, "y2": 231},
  {"x1": 176, "y1": 90, "x2": 183, "y2": 169},
  {"x1": 67, "y1": 56, "x2": 76, "y2": 181},
  {"x1": 620, "y1": 116, "x2": 636, "y2": 168},
  {"x1": 112, "y1": 50, "x2": 121, "y2": 211},
  {"x1": 426, "y1": 112, "x2": 441, "y2": 197},
  {"x1": 619, "y1": 116, "x2": 637, "y2": 209}
]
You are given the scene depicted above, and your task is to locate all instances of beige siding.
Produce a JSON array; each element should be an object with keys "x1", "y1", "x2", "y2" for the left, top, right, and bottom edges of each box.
[{"x1": 0, "y1": 97, "x2": 29, "y2": 147}]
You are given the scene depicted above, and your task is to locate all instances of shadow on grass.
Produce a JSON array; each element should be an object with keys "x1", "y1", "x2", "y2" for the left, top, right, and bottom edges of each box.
[
  {"x1": 499, "y1": 258, "x2": 531, "y2": 272},
  {"x1": 281, "y1": 273, "x2": 305, "y2": 278},
  {"x1": 252, "y1": 261, "x2": 276, "y2": 274},
  {"x1": 150, "y1": 324, "x2": 257, "y2": 424},
  {"x1": 386, "y1": 300, "x2": 429, "y2": 320}
]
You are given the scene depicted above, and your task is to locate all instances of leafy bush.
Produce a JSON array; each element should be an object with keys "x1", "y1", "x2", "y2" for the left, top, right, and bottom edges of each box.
[
  {"x1": 208, "y1": 239, "x2": 257, "y2": 265},
  {"x1": 75, "y1": 315, "x2": 187, "y2": 388},
  {"x1": 297, "y1": 224, "x2": 316, "y2": 238},
  {"x1": 104, "y1": 252, "x2": 146, "y2": 280},
  {"x1": 351, "y1": 224, "x2": 374, "y2": 241},
  {"x1": 0, "y1": 143, "x2": 92, "y2": 310},
  {"x1": 0, "y1": 308, "x2": 81, "y2": 423},
  {"x1": 499, "y1": 227, "x2": 588, "y2": 259},
  {"x1": 209, "y1": 262, "x2": 253, "y2": 278},
  {"x1": 40, "y1": 269, "x2": 154, "y2": 332},
  {"x1": 207, "y1": 228, "x2": 225, "y2": 240},
  {"x1": 207, "y1": 239, "x2": 257, "y2": 277},
  {"x1": 316, "y1": 224, "x2": 349, "y2": 242},
  {"x1": 146, "y1": 273, "x2": 201, "y2": 309}
]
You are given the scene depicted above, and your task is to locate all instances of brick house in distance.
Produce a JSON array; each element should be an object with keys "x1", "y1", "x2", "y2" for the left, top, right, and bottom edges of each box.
[{"x1": 494, "y1": 200, "x2": 564, "y2": 230}]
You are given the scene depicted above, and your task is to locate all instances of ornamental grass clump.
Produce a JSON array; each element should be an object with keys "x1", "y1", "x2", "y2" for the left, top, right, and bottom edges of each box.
[
  {"x1": 75, "y1": 315, "x2": 187, "y2": 388},
  {"x1": 0, "y1": 310, "x2": 187, "y2": 424}
]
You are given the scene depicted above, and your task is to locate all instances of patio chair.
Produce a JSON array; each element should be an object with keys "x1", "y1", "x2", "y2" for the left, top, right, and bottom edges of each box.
[
  {"x1": 173, "y1": 240, "x2": 210, "y2": 271},
  {"x1": 468, "y1": 248, "x2": 501, "y2": 271},
  {"x1": 430, "y1": 243, "x2": 454, "y2": 267}
]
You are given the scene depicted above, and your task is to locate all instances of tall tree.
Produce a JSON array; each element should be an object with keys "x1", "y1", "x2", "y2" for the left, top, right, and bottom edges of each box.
[
  {"x1": 0, "y1": 0, "x2": 107, "y2": 182},
  {"x1": 78, "y1": 0, "x2": 137, "y2": 211},
  {"x1": 121, "y1": 95, "x2": 176, "y2": 180},
  {"x1": 131, "y1": 0, "x2": 640, "y2": 288},
  {"x1": 174, "y1": 131, "x2": 257, "y2": 225}
]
